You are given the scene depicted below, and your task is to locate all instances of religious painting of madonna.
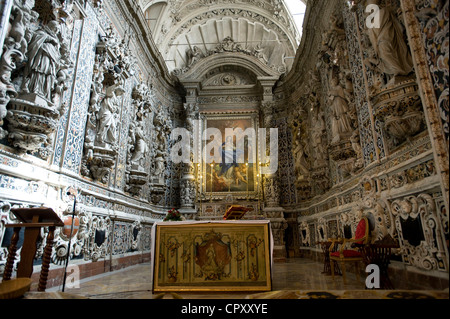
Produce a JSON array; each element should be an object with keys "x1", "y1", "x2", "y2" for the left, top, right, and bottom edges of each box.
[
  {"x1": 202, "y1": 115, "x2": 258, "y2": 197},
  {"x1": 152, "y1": 222, "x2": 272, "y2": 292}
]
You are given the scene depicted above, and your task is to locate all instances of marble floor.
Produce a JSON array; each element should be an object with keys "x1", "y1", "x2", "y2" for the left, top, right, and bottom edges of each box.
[
  {"x1": 38, "y1": 258, "x2": 395, "y2": 299},
  {"x1": 22, "y1": 257, "x2": 447, "y2": 300}
]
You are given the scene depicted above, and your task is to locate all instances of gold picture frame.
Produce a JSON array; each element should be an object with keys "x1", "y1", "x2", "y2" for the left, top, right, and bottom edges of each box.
[
  {"x1": 199, "y1": 113, "x2": 260, "y2": 199},
  {"x1": 152, "y1": 221, "x2": 272, "y2": 292}
]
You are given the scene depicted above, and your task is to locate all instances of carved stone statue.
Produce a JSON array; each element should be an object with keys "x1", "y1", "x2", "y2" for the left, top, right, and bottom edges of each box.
[
  {"x1": 293, "y1": 139, "x2": 310, "y2": 181},
  {"x1": 21, "y1": 20, "x2": 61, "y2": 102},
  {"x1": 184, "y1": 102, "x2": 199, "y2": 132},
  {"x1": 186, "y1": 46, "x2": 204, "y2": 67},
  {"x1": 328, "y1": 77, "x2": 353, "y2": 144},
  {"x1": 152, "y1": 120, "x2": 169, "y2": 182},
  {"x1": 365, "y1": 0, "x2": 414, "y2": 85},
  {"x1": 350, "y1": 129, "x2": 364, "y2": 170},
  {"x1": 3, "y1": 4, "x2": 73, "y2": 158},
  {"x1": 254, "y1": 43, "x2": 268, "y2": 63},
  {"x1": 96, "y1": 82, "x2": 125, "y2": 146},
  {"x1": 154, "y1": 143, "x2": 166, "y2": 180},
  {"x1": 311, "y1": 110, "x2": 327, "y2": 163},
  {"x1": 129, "y1": 117, "x2": 148, "y2": 170}
]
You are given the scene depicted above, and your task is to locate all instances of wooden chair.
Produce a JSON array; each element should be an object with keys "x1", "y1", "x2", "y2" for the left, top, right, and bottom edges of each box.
[
  {"x1": 359, "y1": 234, "x2": 399, "y2": 289},
  {"x1": 319, "y1": 240, "x2": 341, "y2": 275},
  {"x1": 329, "y1": 217, "x2": 369, "y2": 284}
]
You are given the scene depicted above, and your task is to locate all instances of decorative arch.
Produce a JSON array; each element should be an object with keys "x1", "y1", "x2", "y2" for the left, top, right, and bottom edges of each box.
[
  {"x1": 166, "y1": 16, "x2": 294, "y2": 74},
  {"x1": 177, "y1": 53, "x2": 279, "y2": 113},
  {"x1": 177, "y1": 52, "x2": 281, "y2": 83}
]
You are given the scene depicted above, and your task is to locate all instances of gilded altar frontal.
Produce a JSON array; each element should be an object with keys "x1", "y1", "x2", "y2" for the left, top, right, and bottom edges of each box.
[
  {"x1": 0, "y1": 0, "x2": 448, "y2": 302},
  {"x1": 153, "y1": 222, "x2": 271, "y2": 292}
]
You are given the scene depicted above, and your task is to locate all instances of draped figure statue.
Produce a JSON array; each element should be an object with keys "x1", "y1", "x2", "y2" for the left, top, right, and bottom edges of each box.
[
  {"x1": 328, "y1": 77, "x2": 353, "y2": 144},
  {"x1": 22, "y1": 20, "x2": 61, "y2": 101},
  {"x1": 365, "y1": 0, "x2": 413, "y2": 83}
]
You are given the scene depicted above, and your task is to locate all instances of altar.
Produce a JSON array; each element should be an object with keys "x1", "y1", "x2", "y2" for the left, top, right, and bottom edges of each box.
[{"x1": 151, "y1": 220, "x2": 272, "y2": 292}]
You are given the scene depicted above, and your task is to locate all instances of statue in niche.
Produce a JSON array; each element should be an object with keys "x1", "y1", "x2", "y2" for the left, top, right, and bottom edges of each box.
[
  {"x1": 21, "y1": 20, "x2": 61, "y2": 102},
  {"x1": 154, "y1": 131, "x2": 167, "y2": 181},
  {"x1": 350, "y1": 129, "x2": 364, "y2": 170},
  {"x1": 311, "y1": 110, "x2": 327, "y2": 163},
  {"x1": 293, "y1": 138, "x2": 310, "y2": 181},
  {"x1": 364, "y1": 0, "x2": 414, "y2": 85},
  {"x1": 129, "y1": 113, "x2": 148, "y2": 170},
  {"x1": 153, "y1": 111, "x2": 169, "y2": 181},
  {"x1": 89, "y1": 55, "x2": 104, "y2": 110},
  {"x1": 96, "y1": 81, "x2": 125, "y2": 146},
  {"x1": 328, "y1": 77, "x2": 353, "y2": 144}
]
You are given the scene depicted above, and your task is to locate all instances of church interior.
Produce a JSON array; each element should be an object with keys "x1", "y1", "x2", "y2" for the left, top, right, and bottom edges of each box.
[{"x1": 0, "y1": 0, "x2": 448, "y2": 301}]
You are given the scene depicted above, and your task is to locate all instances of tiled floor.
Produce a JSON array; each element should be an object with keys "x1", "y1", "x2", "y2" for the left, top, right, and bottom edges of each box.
[{"x1": 43, "y1": 258, "x2": 368, "y2": 299}]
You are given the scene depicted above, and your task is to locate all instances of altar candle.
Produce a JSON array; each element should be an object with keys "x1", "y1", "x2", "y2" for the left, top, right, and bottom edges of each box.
[
  {"x1": 210, "y1": 163, "x2": 213, "y2": 202},
  {"x1": 246, "y1": 162, "x2": 249, "y2": 199}
]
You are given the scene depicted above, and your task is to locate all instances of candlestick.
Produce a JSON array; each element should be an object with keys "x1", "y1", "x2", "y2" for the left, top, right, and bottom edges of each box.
[
  {"x1": 257, "y1": 173, "x2": 260, "y2": 216},
  {"x1": 195, "y1": 163, "x2": 200, "y2": 204},
  {"x1": 260, "y1": 162, "x2": 265, "y2": 204},
  {"x1": 210, "y1": 163, "x2": 213, "y2": 202},
  {"x1": 199, "y1": 175, "x2": 202, "y2": 214},
  {"x1": 246, "y1": 162, "x2": 249, "y2": 200}
]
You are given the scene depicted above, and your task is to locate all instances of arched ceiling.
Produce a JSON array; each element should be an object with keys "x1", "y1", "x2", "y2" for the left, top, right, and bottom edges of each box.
[{"x1": 139, "y1": 0, "x2": 303, "y2": 77}]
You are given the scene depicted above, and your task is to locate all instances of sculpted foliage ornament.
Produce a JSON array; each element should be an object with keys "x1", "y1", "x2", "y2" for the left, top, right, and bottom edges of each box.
[{"x1": 172, "y1": 36, "x2": 287, "y2": 76}]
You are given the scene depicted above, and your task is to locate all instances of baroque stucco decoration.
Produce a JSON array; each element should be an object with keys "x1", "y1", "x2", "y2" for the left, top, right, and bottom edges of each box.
[
  {"x1": 81, "y1": 25, "x2": 135, "y2": 183},
  {"x1": 391, "y1": 193, "x2": 448, "y2": 272},
  {"x1": 0, "y1": 0, "x2": 447, "y2": 290},
  {"x1": 125, "y1": 81, "x2": 152, "y2": 197},
  {"x1": 354, "y1": 0, "x2": 426, "y2": 150},
  {"x1": 140, "y1": 0, "x2": 300, "y2": 76},
  {"x1": 1, "y1": 0, "x2": 74, "y2": 159}
]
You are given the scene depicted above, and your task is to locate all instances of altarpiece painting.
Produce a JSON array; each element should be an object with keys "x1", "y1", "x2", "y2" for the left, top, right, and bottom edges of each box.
[{"x1": 200, "y1": 114, "x2": 259, "y2": 199}]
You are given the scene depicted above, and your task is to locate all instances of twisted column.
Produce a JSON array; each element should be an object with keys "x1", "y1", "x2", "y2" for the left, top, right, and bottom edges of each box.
[
  {"x1": 38, "y1": 226, "x2": 55, "y2": 291},
  {"x1": 2, "y1": 227, "x2": 20, "y2": 281}
]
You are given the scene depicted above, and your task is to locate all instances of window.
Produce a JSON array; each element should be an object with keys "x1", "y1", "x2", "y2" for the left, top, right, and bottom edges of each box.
[
  {"x1": 144, "y1": 1, "x2": 167, "y2": 33},
  {"x1": 284, "y1": 0, "x2": 307, "y2": 35}
]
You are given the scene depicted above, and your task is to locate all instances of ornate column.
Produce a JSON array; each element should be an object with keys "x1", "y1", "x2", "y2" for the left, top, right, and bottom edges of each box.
[
  {"x1": 179, "y1": 85, "x2": 199, "y2": 219},
  {"x1": 260, "y1": 81, "x2": 287, "y2": 262},
  {"x1": 400, "y1": 0, "x2": 449, "y2": 214},
  {"x1": 0, "y1": 0, "x2": 15, "y2": 139}
]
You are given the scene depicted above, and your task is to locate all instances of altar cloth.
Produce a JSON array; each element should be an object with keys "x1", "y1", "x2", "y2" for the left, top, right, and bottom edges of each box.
[{"x1": 150, "y1": 220, "x2": 273, "y2": 292}]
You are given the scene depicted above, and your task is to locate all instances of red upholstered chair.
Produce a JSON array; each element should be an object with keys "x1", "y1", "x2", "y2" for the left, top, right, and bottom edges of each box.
[{"x1": 329, "y1": 217, "x2": 370, "y2": 284}]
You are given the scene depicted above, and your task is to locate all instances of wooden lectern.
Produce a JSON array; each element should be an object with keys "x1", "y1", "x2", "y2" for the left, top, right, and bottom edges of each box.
[
  {"x1": 223, "y1": 205, "x2": 251, "y2": 220},
  {"x1": 2, "y1": 207, "x2": 64, "y2": 292}
]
